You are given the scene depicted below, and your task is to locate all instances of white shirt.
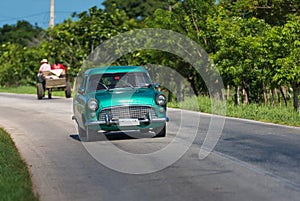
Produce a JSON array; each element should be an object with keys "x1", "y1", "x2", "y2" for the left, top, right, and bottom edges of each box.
[
  {"x1": 38, "y1": 63, "x2": 51, "y2": 76},
  {"x1": 39, "y1": 63, "x2": 51, "y2": 72}
]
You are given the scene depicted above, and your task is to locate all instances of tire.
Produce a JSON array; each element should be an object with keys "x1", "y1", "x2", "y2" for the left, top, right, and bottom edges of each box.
[
  {"x1": 65, "y1": 82, "x2": 72, "y2": 98},
  {"x1": 78, "y1": 125, "x2": 98, "y2": 142},
  {"x1": 78, "y1": 116, "x2": 88, "y2": 142},
  {"x1": 37, "y1": 83, "x2": 44, "y2": 100},
  {"x1": 86, "y1": 128, "x2": 99, "y2": 142},
  {"x1": 154, "y1": 124, "x2": 166, "y2": 138},
  {"x1": 78, "y1": 125, "x2": 86, "y2": 139},
  {"x1": 48, "y1": 88, "x2": 52, "y2": 99}
]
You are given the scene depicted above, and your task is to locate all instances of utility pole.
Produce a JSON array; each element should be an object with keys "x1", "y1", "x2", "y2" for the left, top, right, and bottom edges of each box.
[{"x1": 49, "y1": 0, "x2": 54, "y2": 28}]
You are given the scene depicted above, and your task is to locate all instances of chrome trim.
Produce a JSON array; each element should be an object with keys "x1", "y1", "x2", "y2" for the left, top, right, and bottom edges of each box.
[
  {"x1": 85, "y1": 117, "x2": 168, "y2": 126},
  {"x1": 98, "y1": 105, "x2": 158, "y2": 121},
  {"x1": 148, "y1": 110, "x2": 152, "y2": 121},
  {"x1": 105, "y1": 114, "x2": 110, "y2": 126}
]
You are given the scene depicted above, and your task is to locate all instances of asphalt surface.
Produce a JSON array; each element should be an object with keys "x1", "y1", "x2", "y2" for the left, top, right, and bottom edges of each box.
[{"x1": 0, "y1": 92, "x2": 300, "y2": 201}]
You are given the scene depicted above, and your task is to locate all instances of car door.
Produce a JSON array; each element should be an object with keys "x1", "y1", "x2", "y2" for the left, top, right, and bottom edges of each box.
[{"x1": 73, "y1": 75, "x2": 88, "y2": 128}]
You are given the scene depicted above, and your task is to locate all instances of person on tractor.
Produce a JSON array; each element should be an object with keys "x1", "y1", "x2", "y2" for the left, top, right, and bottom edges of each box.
[
  {"x1": 37, "y1": 59, "x2": 51, "y2": 89},
  {"x1": 51, "y1": 60, "x2": 66, "y2": 71},
  {"x1": 51, "y1": 60, "x2": 67, "y2": 78}
]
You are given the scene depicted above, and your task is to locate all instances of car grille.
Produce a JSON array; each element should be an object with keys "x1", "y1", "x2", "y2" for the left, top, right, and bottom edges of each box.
[{"x1": 99, "y1": 106, "x2": 157, "y2": 120}]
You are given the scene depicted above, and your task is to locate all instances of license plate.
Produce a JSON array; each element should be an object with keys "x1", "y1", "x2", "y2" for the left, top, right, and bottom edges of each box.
[{"x1": 119, "y1": 119, "x2": 140, "y2": 126}]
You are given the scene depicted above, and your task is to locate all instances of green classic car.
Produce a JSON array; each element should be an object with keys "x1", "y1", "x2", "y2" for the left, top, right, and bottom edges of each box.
[{"x1": 72, "y1": 66, "x2": 168, "y2": 141}]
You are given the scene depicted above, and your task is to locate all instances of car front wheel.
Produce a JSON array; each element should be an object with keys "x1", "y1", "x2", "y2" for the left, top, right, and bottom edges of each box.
[
  {"x1": 86, "y1": 128, "x2": 98, "y2": 142},
  {"x1": 78, "y1": 125, "x2": 98, "y2": 142},
  {"x1": 154, "y1": 124, "x2": 166, "y2": 138},
  {"x1": 78, "y1": 125, "x2": 86, "y2": 139}
]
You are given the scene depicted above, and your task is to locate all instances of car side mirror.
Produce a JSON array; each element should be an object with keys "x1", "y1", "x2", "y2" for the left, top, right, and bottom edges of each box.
[
  {"x1": 78, "y1": 87, "x2": 85, "y2": 95},
  {"x1": 154, "y1": 83, "x2": 161, "y2": 91}
]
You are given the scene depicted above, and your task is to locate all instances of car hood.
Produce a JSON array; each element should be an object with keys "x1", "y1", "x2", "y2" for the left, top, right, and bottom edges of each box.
[{"x1": 91, "y1": 88, "x2": 156, "y2": 108}]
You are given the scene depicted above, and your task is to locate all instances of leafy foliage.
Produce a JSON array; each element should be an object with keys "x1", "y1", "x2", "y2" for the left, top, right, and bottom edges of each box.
[
  {"x1": 102, "y1": 0, "x2": 171, "y2": 20},
  {"x1": 0, "y1": 0, "x2": 299, "y2": 111},
  {"x1": 0, "y1": 21, "x2": 43, "y2": 46},
  {"x1": 218, "y1": 0, "x2": 300, "y2": 25}
]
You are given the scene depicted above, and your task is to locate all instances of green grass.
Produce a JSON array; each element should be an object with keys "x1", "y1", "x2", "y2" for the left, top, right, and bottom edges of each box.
[
  {"x1": 0, "y1": 85, "x2": 68, "y2": 97},
  {"x1": 168, "y1": 96, "x2": 300, "y2": 127},
  {"x1": 0, "y1": 86, "x2": 37, "y2": 94},
  {"x1": 1, "y1": 86, "x2": 299, "y2": 127},
  {"x1": 226, "y1": 103, "x2": 300, "y2": 126},
  {"x1": 0, "y1": 128, "x2": 39, "y2": 201}
]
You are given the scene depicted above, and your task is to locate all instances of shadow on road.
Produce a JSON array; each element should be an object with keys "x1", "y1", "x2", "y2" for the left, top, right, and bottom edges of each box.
[{"x1": 69, "y1": 131, "x2": 155, "y2": 142}]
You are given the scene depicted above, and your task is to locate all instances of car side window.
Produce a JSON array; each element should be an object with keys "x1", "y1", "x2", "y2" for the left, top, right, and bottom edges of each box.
[
  {"x1": 88, "y1": 75, "x2": 100, "y2": 92},
  {"x1": 78, "y1": 75, "x2": 87, "y2": 94}
]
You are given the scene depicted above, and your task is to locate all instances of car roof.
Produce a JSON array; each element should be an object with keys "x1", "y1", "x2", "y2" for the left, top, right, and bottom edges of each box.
[{"x1": 83, "y1": 66, "x2": 148, "y2": 76}]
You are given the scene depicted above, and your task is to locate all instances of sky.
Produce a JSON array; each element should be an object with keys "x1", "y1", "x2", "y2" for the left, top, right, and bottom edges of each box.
[{"x1": 0, "y1": 0, "x2": 104, "y2": 29}]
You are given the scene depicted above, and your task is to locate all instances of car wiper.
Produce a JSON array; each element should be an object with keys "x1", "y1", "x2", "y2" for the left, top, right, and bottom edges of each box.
[
  {"x1": 138, "y1": 83, "x2": 151, "y2": 88},
  {"x1": 97, "y1": 82, "x2": 110, "y2": 91},
  {"x1": 125, "y1": 83, "x2": 134, "y2": 89},
  {"x1": 118, "y1": 80, "x2": 134, "y2": 89}
]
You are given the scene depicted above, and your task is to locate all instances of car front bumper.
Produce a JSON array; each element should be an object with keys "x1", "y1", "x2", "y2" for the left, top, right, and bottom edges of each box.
[{"x1": 85, "y1": 117, "x2": 169, "y2": 127}]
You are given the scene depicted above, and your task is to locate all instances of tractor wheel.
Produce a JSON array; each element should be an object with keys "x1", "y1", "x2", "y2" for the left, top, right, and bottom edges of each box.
[
  {"x1": 65, "y1": 82, "x2": 72, "y2": 98},
  {"x1": 37, "y1": 83, "x2": 44, "y2": 100}
]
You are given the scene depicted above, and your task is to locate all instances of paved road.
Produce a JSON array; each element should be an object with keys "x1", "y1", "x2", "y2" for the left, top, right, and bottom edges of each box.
[{"x1": 0, "y1": 92, "x2": 300, "y2": 201}]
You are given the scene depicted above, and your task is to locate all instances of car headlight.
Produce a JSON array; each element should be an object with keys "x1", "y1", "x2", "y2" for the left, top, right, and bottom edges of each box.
[
  {"x1": 88, "y1": 98, "x2": 99, "y2": 111},
  {"x1": 156, "y1": 94, "x2": 167, "y2": 106}
]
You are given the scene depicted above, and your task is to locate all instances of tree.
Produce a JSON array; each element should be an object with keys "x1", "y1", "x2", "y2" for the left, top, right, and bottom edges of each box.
[
  {"x1": 211, "y1": 12, "x2": 271, "y2": 105},
  {"x1": 102, "y1": 0, "x2": 171, "y2": 20},
  {"x1": 0, "y1": 42, "x2": 45, "y2": 86},
  {"x1": 45, "y1": 6, "x2": 138, "y2": 78},
  {"x1": 218, "y1": 0, "x2": 300, "y2": 26},
  {"x1": 273, "y1": 16, "x2": 300, "y2": 111},
  {"x1": 142, "y1": 0, "x2": 218, "y2": 98},
  {"x1": 0, "y1": 20, "x2": 44, "y2": 46}
]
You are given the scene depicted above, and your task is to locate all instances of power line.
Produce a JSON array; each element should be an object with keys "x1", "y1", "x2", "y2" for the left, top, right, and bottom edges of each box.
[
  {"x1": 0, "y1": 12, "x2": 50, "y2": 23},
  {"x1": 0, "y1": 11, "x2": 79, "y2": 29},
  {"x1": 0, "y1": 11, "x2": 80, "y2": 23}
]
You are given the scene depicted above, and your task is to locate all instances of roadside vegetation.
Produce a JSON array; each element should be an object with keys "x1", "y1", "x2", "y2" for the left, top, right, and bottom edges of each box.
[
  {"x1": 168, "y1": 95, "x2": 300, "y2": 127},
  {"x1": 1, "y1": 85, "x2": 299, "y2": 127},
  {"x1": 0, "y1": 0, "x2": 299, "y2": 119},
  {"x1": 0, "y1": 128, "x2": 39, "y2": 201},
  {"x1": 0, "y1": 85, "x2": 67, "y2": 97}
]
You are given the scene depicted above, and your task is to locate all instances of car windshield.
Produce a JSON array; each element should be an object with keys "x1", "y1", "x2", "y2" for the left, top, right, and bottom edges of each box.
[{"x1": 87, "y1": 72, "x2": 152, "y2": 92}]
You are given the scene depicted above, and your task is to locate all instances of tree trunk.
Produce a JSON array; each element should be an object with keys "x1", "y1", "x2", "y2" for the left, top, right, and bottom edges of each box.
[
  {"x1": 176, "y1": 79, "x2": 182, "y2": 102},
  {"x1": 242, "y1": 79, "x2": 249, "y2": 104},
  {"x1": 280, "y1": 86, "x2": 288, "y2": 107},
  {"x1": 242, "y1": 88, "x2": 249, "y2": 104},
  {"x1": 276, "y1": 88, "x2": 281, "y2": 107},
  {"x1": 234, "y1": 86, "x2": 240, "y2": 106},
  {"x1": 188, "y1": 75, "x2": 199, "y2": 97},
  {"x1": 292, "y1": 82, "x2": 300, "y2": 112},
  {"x1": 270, "y1": 89, "x2": 275, "y2": 107},
  {"x1": 227, "y1": 85, "x2": 230, "y2": 100},
  {"x1": 181, "y1": 82, "x2": 186, "y2": 102},
  {"x1": 262, "y1": 81, "x2": 268, "y2": 106}
]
